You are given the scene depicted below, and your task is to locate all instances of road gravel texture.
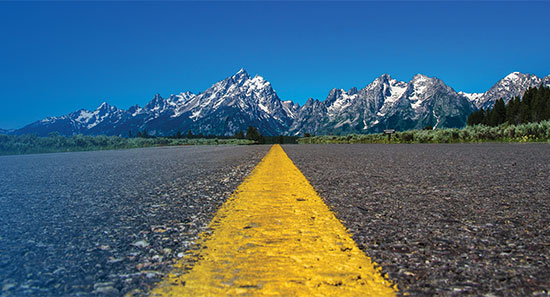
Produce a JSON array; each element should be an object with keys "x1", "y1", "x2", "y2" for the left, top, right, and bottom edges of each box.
[
  {"x1": 283, "y1": 143, "x2": 550, "y2": 297},
  {"x1": 0, "y1": 145, "x2": 269, "y2": 297}
]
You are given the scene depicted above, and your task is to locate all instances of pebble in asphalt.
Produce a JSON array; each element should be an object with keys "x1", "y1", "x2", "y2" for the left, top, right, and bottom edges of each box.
[
  {"x1": 0, "y1": 145, "x2": 269, "y2": 297},
  {"x1": 283, "y1": 143, "x2": 550, "y2": 297}
]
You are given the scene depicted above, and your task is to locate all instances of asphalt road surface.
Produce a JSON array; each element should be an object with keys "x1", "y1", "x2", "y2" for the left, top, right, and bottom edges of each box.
[
  {"x1": 1, "y1": 144, "x2": 549, "y2": 296},
  {"x1": 284, "y1": 143, "x2": 550, "y2": 296},
  {"x1": 0, "y1": 146, "x2": 269, "y2": 297}
]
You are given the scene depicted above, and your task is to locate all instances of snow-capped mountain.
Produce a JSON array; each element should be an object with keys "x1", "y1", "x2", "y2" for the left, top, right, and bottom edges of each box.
[
  {"x1": 16, "y1": 69, "x2": 294, "y2": 136},
  {"x1": 461, "y1": 72, "x2": 550, "y2": 110},
  {"x1": 16, "y1": 102, "x2": 129, "y2": 136},
  {"x1": 289, "y1": 73, "x2": 475, "y2": 135},
  {"x1": 163, "y1": 68, "x2": 294, "y2": 136},
  {"x1": 14, "y1": 70, "x2": 550, "y2": 137}
]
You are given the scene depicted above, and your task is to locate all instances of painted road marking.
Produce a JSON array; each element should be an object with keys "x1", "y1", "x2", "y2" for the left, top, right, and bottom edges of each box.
[{"x1": 151, "y1": 144, "x2": 397, "y2": 296}]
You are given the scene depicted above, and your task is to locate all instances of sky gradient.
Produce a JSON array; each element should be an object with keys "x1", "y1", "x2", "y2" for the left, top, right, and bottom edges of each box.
[{"x1": 1, "y1": 1, "x2": 549, "y2": 129}]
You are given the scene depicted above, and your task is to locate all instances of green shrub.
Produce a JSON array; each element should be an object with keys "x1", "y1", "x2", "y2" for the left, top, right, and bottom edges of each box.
[{"x1": 296, "y1": 120, "x2": 550, "y2": 144}]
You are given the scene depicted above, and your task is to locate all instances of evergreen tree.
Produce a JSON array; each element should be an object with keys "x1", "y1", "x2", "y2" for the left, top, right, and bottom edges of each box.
[
  {"x1": 246, "y1": 126, "x2": 260, "y2": 142},
  {"x1": 506, "y1": 97, "x2": 521, "y2": 125},
  {"x1": 234, "y1": 130, "x2": 245, "y2": 139},
  {"x1": 490, "y1": 99, "x2": 506, "y2": 126},
  {"x1": 519, "y1": 103, "x2": 530, "y2": 124},
  {"x1": 532, "y1": 87, "x2": 547, "y2": 122},
  {"x1": 186, "y1": 130, "x2": 194, "y2": 139},
  {"x1": 467, "y1": 109, "x2": 485, "y2": 126},
  {"x1": 258, "y1": 134, "x2": 266, "y2": 144}
]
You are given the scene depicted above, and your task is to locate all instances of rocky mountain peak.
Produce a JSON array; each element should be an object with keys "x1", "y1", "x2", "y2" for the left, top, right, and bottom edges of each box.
[
  {"x1": 231, "y1": 68, "x2": 251, "y2": 83},
  {"x1": 97, "y1": 102, "x2": 116, "y2": 111},
  {"x1": 411, "y1": 74, "x2": 433, "y2": 85}
]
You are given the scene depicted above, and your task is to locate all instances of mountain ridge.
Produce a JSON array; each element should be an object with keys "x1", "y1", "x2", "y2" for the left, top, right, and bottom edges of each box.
[{"x1": 10, "y1": 70, "x2": 550, "y2": 136}]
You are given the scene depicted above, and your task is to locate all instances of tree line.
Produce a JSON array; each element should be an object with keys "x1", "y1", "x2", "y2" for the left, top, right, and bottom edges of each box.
[
  {"x1": 234, "y1": 126, "x2": 298, "y2": 144},
  {"x1": 0, "y1": 126, "x2": 301, "y2": 155},
  {"x1": 467, "y1": 86, "x2": 550, "y2": 126},
  {"x1": 128, "y1": 126, "x2": 296, "y2": 143},
  {"x1": 0, "y1": 133, "x2": 255, "y2": 156}
]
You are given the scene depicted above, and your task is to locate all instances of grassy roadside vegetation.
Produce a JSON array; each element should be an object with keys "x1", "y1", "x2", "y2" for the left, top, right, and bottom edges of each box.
[
  {"x1": 0, "y1": 125, "x2": 299, "y2": 156},
  {"x1": 298, "y1": 120, "x2": 550, "y2": 144},
  {"x1": 0, "y1": 133, "x2": 254, "y2": 156}
]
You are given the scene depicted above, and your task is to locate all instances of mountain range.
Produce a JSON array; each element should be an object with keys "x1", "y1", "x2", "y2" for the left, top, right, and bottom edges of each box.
[{"x1": 8, "y1": 69, "x2": 550, "y2": 137}]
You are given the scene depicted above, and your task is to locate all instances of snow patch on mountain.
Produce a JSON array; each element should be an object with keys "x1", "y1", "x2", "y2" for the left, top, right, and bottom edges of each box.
[{"x1": 459, "y1": 91, "x2": 484, "y2": 104}]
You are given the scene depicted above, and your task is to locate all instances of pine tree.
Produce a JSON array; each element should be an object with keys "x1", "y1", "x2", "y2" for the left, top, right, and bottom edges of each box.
[
  {"x1": 467, "y1": 109, "x2": 485, "y2": 126},
  {"x1": 246, "y1": 126, "x2": 260, "y2": 142},
  {"x1": 545, "y1": 93, "x2": 550, "y2": 121},
  {"x1": 506, "y1": 96, "x2": 521, "y2": 125},
  {"x1": 519, "y1": 103, "x2": 530, "y2": 124},
  {"x1": 490, "y1": 99, "x2": 506, "y2": 126},
  {"x1": 234, "y1": 130, "x2": 245, "y2": 139}
]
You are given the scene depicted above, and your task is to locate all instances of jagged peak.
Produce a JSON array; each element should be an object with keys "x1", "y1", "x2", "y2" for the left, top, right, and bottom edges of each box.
[
  {"x1": 97, "y1": 101, "x2": 111, "y2": 109},
  {"x1": 236, "y1": 67, "x2": 247, "y2": 75},
  {"x1": 366, "y1": 74, "x2": 399, "y2": 90},
  {"x1": 95, "y1": 102, "x2": 119, "y2": 113},
  {"x1": 232, "y1": 68, "x2": 251, "y2": 81},
  {"x1": 180, "y1": 90, "x2": 195, "y2": 96},
  {"x1": 368, "y1": 74, "x2": 392, "y2": 87},
  {"x1": 412, "y1": 73, "x2": 431, "y2": 81},
  {"x1": 327, "y1": 88, "x2": 343, "y2": 95},
  {"x1": 377, "y1": 73, "x2": 392, "y2": 81},
  {"x1": 504, "y1": 71, "x2": 523, "y2": 79},
  {"x1": 145, "y1": 93, "x2": 165, "y2": 107},
  {"x1": 305, "y1": 97, "x2": 319, "y2": 104},
  {"x1": 498, "y1": 72, "x2": 529, "y2": 84},
  {"x1": 500, "y1": 72, "x2": 544, "y2": 83},
  {"x1": 152, "y1": 93, "x2": 163, "y2": 100}
]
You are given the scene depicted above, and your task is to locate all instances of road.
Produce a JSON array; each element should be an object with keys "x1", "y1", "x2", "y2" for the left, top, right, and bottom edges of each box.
[
  {"x1": 284, "y1": 143, "x2": 550, "y2": 296},
  {"x1": 1, "y1": 144, "x2": 549, "y2": 296},
  {"x1": 0, "y1": 146, "x2": 269, "y2": 296}
]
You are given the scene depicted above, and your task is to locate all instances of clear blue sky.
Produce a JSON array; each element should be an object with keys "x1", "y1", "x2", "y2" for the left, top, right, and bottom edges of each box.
[{"x1": 1, "y1": 1, "x2": 549, "y2": 129}]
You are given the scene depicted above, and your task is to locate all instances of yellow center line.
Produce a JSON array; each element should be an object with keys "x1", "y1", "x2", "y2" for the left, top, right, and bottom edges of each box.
[{"x1": 150, "y1": 144, "x2": 397, "y2": 296}]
